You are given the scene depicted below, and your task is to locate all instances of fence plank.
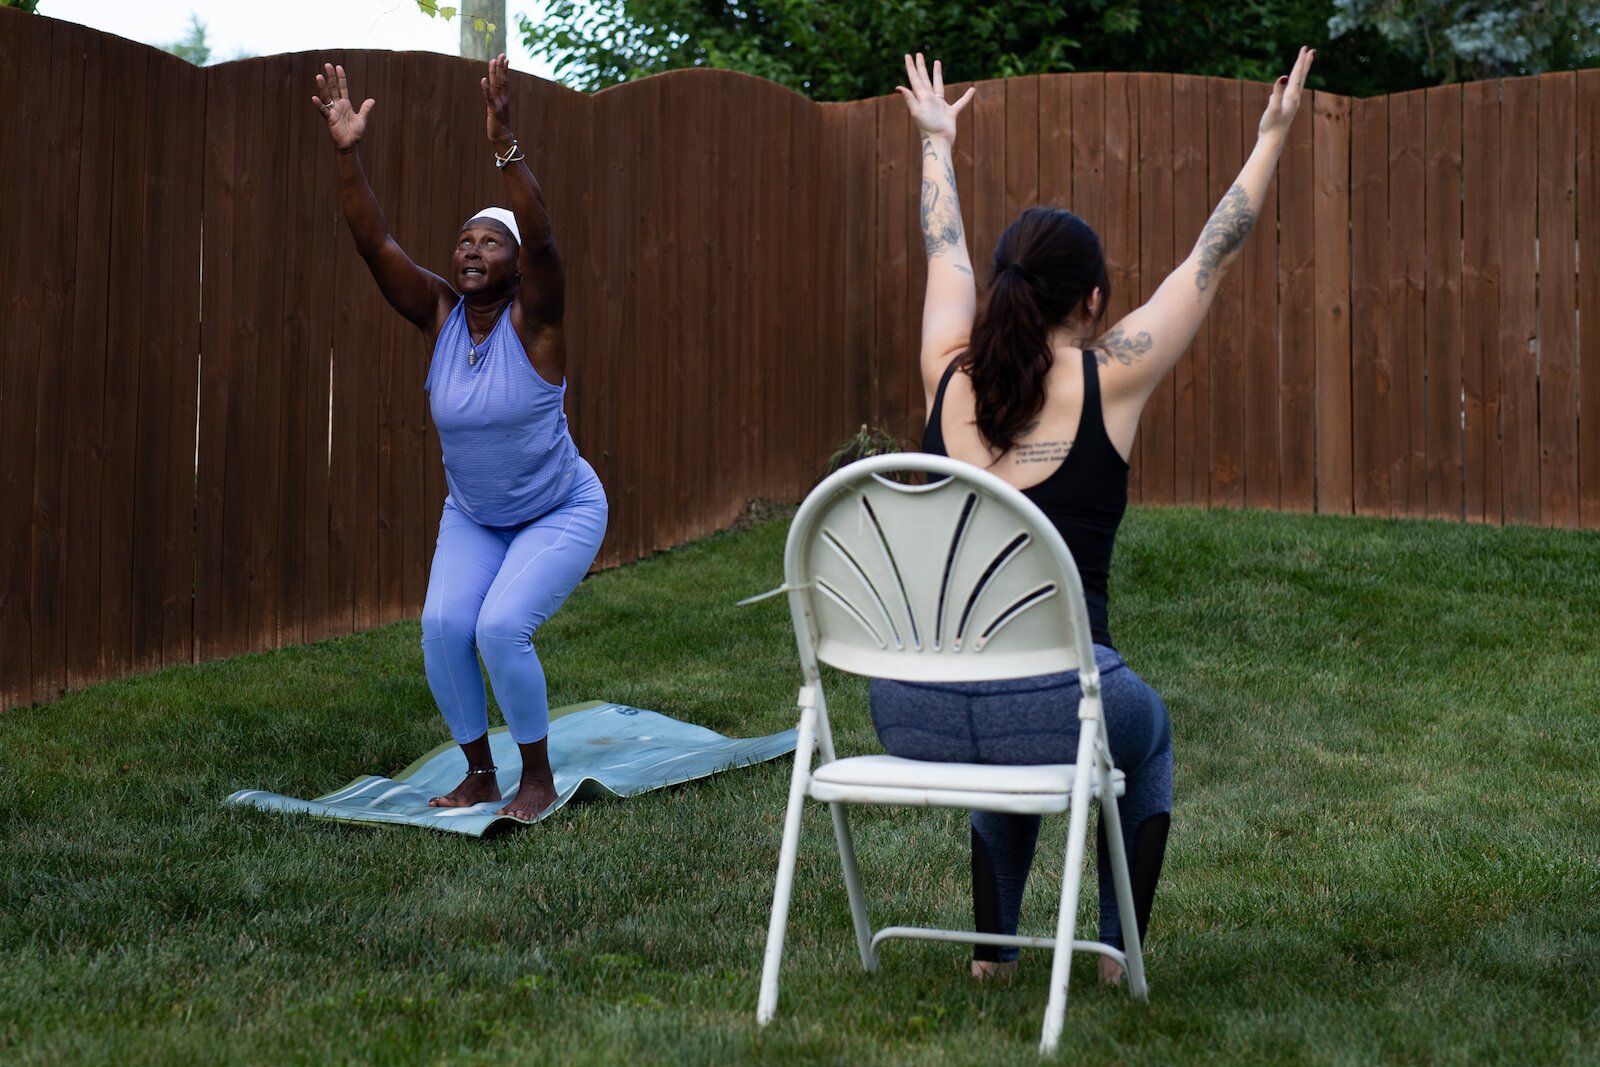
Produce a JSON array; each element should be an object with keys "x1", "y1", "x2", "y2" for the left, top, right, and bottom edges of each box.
[
  {"x1": 1104, "y1": 74, "x2": 1141, "y2": 497},
  {"x1": 1349, "y1": 96, "x2": 1390, "y2": 516},
  {"x1": 1241, "y1": 80, "x2": 1280, "y2": 511},
  {"x1": 357, "y1": 52, "x2": 404, "y2": 626},
  {"x1": 1279, "y1": 85, "x2": 1318, "y2": 513},
  {"x1": 129, "y1": 49, "x2": 179, "y2": 674},
  {"x1": 799, "y1": 93, "x2": 837, "y2": 497},
  {"x1": 843, "y1": 100, "x2": 878, "y2": 440},
  {"x1": 292, "y1": 54, "x2": 338, "y2": 642},
  {"x1": 1208, "y1": 78, "x2": 1246, "y2": 507},
  {"x1": 1537, "y1": 73, "x2": 1578, "y2": 528},
  {"x1": 60, "y1": 27, "x2": 115, "y2": 694},
  {"x1": 1070, "y1": 75, "x2": 1106, "y2": 242},
  {"x1": 0, "y1": 9, "x2": 54, "y2": 705},
  {"x1": 1461, "y1": 81, "x2": 1502, "y2": 524},
  {"x1": 1386, "y1": 91, "x2": 1425, "y2": 516},
  {"x1": 1171, "y1": 76, "x2": 1210, "y2": 505},
  {"x1": 98, "y1": 39, "x2": 154, "y2": 679},
  {"x1": 875, "y1": 94, "x2": 913, "y2": 443},
  {"x1": 1005, "y1": 74, "x2": 1041, "y2": 224},
  {"x1": 151, "y1": 48, "x2": 204, "y2": 667},
  {"x1": 1424, "y1": 85, "x2": 1464, "y2": 521},
  {"x1": 815, "y1": 104, "x2": 851, "y2": 476},
  {"x1": 246, "y1": 58, "x2": 292, "y2": 649},
  {"x1": 26, "y1": 19, "x2": 92, "y2": 702},
  {"x1": 1136, "y1": 73, "x2": 1176, "y2": 506},
  {"x1": 1313, "y1": 90, "x2": 1353, "y2": 514},
  {"x1": 1579, "y1": 70, "x2": 1600, "y2": 529},
  {"x1": 972, "y1": 78, "x2": 1010, "y2": 302},
  {"x1": 1038, "y1": 75, "x2": 1072, "y2": 212},
  {"x1": 1499, "y1": 78, "x2": 1541, "y2": 524},
  {"x1": 197, "y1": 60, "x2": 239, "y2": 659}
]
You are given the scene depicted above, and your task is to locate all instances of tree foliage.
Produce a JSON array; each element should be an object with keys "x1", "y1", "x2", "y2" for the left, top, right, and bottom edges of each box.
[
  {"x1": 517, "y1": 0, "x2": 1431, "y2": 98},
  {"x1": 1330, "y1": 0, "x2": 1600, "y2": 81},
  {"x1": 160, "y1": 14, "x2": 211, "y2": 66},
  {"x1": 0, "y1": 0, "x2": 43, "y2": 12}
]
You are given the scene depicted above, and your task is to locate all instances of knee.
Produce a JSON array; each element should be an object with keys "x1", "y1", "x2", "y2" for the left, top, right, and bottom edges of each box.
[
  {"x1": 474, "y1": 604, "x2": 539, "y2": 654},
  {"x1": 422, "y1": 597, "x2": 479, "y2": 649}
]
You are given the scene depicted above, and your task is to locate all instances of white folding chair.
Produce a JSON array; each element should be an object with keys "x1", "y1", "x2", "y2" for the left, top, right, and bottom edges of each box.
[{"x1": 751, "y1": 453, "x2": 1148, "y2": 1054}]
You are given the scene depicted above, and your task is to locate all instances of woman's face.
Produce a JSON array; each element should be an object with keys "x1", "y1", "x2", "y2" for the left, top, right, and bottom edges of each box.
[{"x1": 453, "y1": 222, "x2": 519, "y2": 295}]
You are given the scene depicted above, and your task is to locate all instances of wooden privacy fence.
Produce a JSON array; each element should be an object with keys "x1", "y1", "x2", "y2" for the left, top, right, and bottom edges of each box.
[{"x1": 2, "y1": 10, "x2": 1598, "y2": 710}]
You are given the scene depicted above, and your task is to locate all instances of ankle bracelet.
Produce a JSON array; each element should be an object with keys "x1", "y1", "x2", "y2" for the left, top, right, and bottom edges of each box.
[{"x1": 467, "y1": 765, "x2": 497, "y2": 776}]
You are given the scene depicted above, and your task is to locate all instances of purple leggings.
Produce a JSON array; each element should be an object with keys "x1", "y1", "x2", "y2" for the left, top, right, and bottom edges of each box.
[{"x1": 420, "y1": 460, "x2": 607, "y2": 745}]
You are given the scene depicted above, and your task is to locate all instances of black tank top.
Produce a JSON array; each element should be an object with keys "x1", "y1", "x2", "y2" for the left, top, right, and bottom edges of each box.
[{"x1": 922, "y1": 350, "x2": 1129, "y2": 648}]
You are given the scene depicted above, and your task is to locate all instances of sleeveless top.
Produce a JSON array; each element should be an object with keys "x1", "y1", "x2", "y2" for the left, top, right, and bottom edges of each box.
[
  {"x1": 425, "y1": 300, "x2": 579, "y2": 527},
  {"x1": 923, "y1": 350, "x2": 1129, "y2": 648}
]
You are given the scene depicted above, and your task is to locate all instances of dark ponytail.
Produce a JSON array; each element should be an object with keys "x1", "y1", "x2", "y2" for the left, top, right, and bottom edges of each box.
[{"x1": 961, "y1": 208, "x2": 1110, "y2": 453}]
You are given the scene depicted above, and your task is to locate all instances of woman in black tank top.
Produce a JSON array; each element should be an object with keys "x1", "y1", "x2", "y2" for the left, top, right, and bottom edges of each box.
[{"x1": 876, "y1": 49, "x2": 1314, "y2": 983}]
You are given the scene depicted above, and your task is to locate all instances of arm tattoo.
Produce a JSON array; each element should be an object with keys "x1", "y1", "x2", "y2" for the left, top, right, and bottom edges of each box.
[
  {"x1": 919, "y1": 133, "x2": 966, "y2": 259},
  {"x1": 1093, "y1": 327, "x2": 1155, "y2": 367},
  {"x1": 1194, "y1": 183, "x2": 1256, "y2": 293}
]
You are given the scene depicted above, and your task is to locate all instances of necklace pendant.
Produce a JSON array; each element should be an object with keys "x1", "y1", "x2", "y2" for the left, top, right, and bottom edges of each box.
[{"x1": 468, "y1": 348, "x2": 479, "y2": 366}]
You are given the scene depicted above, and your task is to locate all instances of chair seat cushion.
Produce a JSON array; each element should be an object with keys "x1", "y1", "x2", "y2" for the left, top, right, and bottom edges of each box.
[{"x1": 807, "y1": 755, "x2": 1123, "y2": 812}]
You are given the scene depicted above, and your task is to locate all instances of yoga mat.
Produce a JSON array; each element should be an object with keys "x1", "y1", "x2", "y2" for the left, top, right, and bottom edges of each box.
[{"x1": 226, "y1": 701, "x2": 797, "y2": 837}]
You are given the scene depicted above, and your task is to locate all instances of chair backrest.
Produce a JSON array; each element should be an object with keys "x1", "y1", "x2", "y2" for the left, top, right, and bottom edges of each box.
[{"x1": 784, "y1": 454, "x2": 1098, "y2": 685}]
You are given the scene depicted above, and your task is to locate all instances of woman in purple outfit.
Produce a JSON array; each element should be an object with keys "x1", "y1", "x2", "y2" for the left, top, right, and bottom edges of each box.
[{"x1": 314, "y1": 55, "x2": 607, "y2": 822}]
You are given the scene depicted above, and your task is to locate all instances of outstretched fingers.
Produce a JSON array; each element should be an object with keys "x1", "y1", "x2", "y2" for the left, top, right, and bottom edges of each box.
[
  {"x1": 1284, "y1": 46, "x2": 1313, "y2": 109},
  {"x1": 902, "y1": 52, "x2": 924, "y2": 97}
]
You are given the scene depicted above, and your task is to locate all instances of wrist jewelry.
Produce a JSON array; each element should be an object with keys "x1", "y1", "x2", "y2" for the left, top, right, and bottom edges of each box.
[{"x1": 494, "y1": 139, "x2": 524, "y2": 169}]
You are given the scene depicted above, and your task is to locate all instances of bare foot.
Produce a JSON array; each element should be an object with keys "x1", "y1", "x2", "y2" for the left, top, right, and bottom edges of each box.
[
  {"x1": 428, "y1": 770, "x2": 500, "y2": 808},
  {"x1": 970, "y1": 959, "x2": 1018, "y2": 982},
  {"x1": 1098, "y1": 955, "x2": 1126, "y2": 986},
  {"x1": 497, "y1": 736, "x2": 558, "y2": 822},
  {"x1": 496, "y1": 778, "x2": 557, "y2": 821}
]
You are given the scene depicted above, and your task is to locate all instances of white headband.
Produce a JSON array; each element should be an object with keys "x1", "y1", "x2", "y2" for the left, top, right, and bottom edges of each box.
[{"x1": 463, "y1": 206, "x2": 520, "y2": 245}]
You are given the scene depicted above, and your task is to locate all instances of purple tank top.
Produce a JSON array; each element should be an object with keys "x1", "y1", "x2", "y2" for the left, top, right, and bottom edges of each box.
[{"x1": 425, "y1": 300, "x2": 578, "y2": 527}]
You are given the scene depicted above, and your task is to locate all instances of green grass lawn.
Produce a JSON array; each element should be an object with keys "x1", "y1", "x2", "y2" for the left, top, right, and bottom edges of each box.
[{"x1": 3, "y1": 507, "x2": 1597, "y2": 1065}]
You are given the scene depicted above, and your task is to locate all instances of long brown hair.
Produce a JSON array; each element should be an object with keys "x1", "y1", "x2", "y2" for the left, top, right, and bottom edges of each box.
[{"x1": 961, "y1": 208, "x2": 1109, "y2": 452}]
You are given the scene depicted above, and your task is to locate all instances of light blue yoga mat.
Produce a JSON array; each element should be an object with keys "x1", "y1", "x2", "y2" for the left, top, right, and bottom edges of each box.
[{"x1": 227, "y1": 701, "x2": 797, "y2": 837}]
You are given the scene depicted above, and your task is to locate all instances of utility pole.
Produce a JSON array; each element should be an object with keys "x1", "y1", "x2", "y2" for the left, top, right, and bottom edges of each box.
[{"x1": 459, "y1": 0, "x2": 507, "y2": 61}]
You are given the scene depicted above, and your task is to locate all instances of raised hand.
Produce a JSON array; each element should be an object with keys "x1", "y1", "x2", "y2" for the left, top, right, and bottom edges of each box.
[
  {"x1": 482, "y1": 52, "x2": 513, "y2": 147},
  {"x1": 312, "y1": 63, "x2": 374, "y2": 151},
  {"x1": 896, "y1": 52, "x2": 976, "y2": 145},
  {"x1": 1258, "y1": 47, "x2": 1314, "y2": 139}
]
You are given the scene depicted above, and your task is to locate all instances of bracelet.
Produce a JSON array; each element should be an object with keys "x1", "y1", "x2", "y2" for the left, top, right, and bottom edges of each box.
[
  {"x1": 467, "y1": 765, "x2": 498, "y2": 776},
  {"x1": 494, "y1": 139, "x2": 524, "y2": 169}
]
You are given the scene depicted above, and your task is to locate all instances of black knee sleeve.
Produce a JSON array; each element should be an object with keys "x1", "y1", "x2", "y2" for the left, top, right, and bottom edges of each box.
[
  {"x1": 1130, "y1": 813, "x2": 1171, "y2": 943},
  {"x1": 971, "y1": 824, "x2": 1003, "y2": 962}
]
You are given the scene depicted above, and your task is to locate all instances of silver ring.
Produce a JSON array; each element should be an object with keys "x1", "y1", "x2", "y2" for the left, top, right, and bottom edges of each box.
[{"x1": 323, "y1": 102, "x2": 335, "y2": 111}]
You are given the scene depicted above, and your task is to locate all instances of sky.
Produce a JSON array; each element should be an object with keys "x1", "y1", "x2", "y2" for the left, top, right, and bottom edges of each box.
[{"x1": 37, "y1": 0, "x2": 562, "y2": 80}]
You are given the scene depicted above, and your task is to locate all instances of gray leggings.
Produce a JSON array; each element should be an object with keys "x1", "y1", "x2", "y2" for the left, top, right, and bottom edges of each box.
[{"x1": 869, "y1": 645, "x2": 1173, "y2": 961}]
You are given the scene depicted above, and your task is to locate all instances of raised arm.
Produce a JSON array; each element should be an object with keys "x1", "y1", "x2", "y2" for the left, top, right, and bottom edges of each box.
[
  {"x1": 482, "y1": 55, "x2": 565, "y2": 339},
  {"x1": 313, "y1": 64, "x2": 454, "y2": 336},
  {"x1": 897, "y1": 53, "x2": 978, "y2": 408},
  {"x1": 1095, "y1": 48, "x2": 1316, "y2": 423}
]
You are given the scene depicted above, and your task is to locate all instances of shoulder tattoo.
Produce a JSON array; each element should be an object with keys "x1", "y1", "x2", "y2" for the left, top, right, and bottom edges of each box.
[{"x1": 1093, "y1": 328, "x2": 1155, "y2": 367}]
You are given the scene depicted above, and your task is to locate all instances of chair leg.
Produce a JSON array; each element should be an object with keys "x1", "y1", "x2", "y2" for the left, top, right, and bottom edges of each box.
[
  {"x1": 1039, "y1": 725, "x2": 1101, "y2": 1054},
  {"x1": 1096, "y1": 761, "x2": 1148, "y2": 1002},
  {"x1": 758, "y1": 705, "x2": 818, "y2": 1024},
  {"x1": 828, "y1": 801, "x2": 878, "y2": 972}
]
